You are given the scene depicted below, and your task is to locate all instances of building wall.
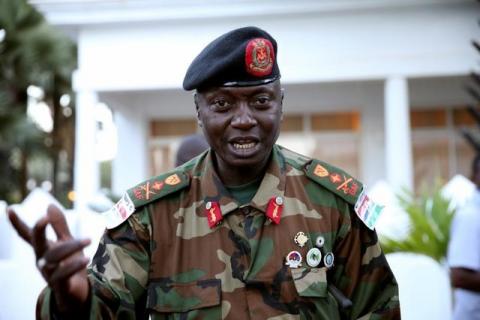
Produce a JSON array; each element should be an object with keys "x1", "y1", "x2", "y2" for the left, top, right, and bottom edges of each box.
[{"x1": 61, "y1": 0, "x2": 479, "y2": 203}]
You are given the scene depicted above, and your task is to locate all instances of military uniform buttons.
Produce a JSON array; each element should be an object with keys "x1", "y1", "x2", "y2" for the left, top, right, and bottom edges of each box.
[
  {"x1": 315, "y1": 236, "x2": 325, "y2": 248},
  {"x1": 294, "y1": 231, "x2": 309, "y2": 247},
  {"x1": 324, "y1": 252, "x2": 335, "y2": 269},
  {"x1": 205, "y1": 201, "x2": 212, "y2": 210},
  {"x1": 275, "y1": 196, "x2": 283, "y2": 205},
  {"x1": 285, "y1": 250, "x2": 302, "y2": 268},
  {"x1": 306, "y1": 248, "x2": 322, "y2": 268}
]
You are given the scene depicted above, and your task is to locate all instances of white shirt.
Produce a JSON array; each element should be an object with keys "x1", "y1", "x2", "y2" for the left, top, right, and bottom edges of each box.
[{"x1": 448, "y1": 190, "x2": 480, "y2": 320}]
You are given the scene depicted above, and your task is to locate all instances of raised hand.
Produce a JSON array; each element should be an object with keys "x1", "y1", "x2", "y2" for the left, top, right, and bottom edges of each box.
[{"x1": 8, "y1": 204, "x2": 91, "y2": 314}]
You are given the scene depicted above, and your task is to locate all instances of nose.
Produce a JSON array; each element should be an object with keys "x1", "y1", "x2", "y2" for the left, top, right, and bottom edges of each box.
[{"x1": 231, "y1": 104, "x2": 257, "y2": 129}]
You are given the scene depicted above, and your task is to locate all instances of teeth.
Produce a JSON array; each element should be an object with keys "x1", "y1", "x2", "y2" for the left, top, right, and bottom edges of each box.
[{"x1": 233, "y1": 142, "x2": 256, "y2": 149}]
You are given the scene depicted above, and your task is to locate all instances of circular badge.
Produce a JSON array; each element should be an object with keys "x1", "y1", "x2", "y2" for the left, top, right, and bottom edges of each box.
[
  {"x1": 285, "y1": 250, "x2": 302, "y2": 268},
  {"x1": 315, "y1": 236, "x2": 325, "y2": 248},
  {"x1": 324, "y1": 252, "x2": 335, "y2": 269},
  {"x1": 245, "y1": 38, "x2": 274, "y2": 77},
  {"x1": 294, "y1": 232, "x2": 309, "y2": 248},
  {"x1": 306, "y1": 248, "x2": 322, "y2": 268},
  {"x1": 275, "y1": 196, "x2": 283, "y2": 206}
]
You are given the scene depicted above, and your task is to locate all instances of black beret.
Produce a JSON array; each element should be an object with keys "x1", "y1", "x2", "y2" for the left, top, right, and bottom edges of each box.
[{"x1": 183, "y1": 26, "x2": 280, "y2": 91}]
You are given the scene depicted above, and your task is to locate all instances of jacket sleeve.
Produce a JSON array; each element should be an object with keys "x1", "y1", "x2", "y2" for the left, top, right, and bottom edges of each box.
[
  {"x1": 331, "y1": 199, "x2": 401, "y2": 320},
  {"x1": 36, "y1": 207, "x2": 152, "y2": 319}
]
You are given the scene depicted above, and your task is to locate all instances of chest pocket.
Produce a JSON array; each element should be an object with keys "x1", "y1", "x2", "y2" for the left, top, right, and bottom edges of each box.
[
  {"x1": 290, "y1": 267, "x2": 342, "y2": 320},
  {"x1": 147, "y1": 278, "x2": 222, "y2": 320},
  {"x1": 291, "y1": 267, "x2": 328, "y2": 297}
]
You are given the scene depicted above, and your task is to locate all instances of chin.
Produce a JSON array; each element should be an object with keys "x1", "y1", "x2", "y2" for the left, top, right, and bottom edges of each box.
[{"x1": 225, "y1": 151, "x2": 272, "y2": 169}]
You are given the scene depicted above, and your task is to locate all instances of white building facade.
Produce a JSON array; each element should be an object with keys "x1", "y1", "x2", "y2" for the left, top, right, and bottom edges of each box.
[{"x1": 32, "y1": 0, "x2": 479, "y2": 211}]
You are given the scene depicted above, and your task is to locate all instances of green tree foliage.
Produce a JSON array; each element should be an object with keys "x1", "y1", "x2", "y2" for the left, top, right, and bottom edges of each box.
[
  {"x1": 380, "y1": 188, "x2": 455, "y2": 263},
  {"x1": 0, "y1": 0, "x2": 76, "y2": 204}
]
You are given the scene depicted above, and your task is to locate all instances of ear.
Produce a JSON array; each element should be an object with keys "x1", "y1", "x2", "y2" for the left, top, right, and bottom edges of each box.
[
  {"x1": 280, "y1": 88, "x2": 285, "y2": 120},
  {"x1": 194, "y1": 93, "x2": 203, "y2": 127}
]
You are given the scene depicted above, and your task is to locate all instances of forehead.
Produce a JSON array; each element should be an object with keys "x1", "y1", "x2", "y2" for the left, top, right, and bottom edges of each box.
[{"x1": 198, "y1": 81, "x2": 281, "y2": 98}]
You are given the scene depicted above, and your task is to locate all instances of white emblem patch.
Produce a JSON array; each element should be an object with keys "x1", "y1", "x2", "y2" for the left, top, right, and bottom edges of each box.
[
  {"x1": 354, "y1": 190, "x2": 384, "y2": 230},
  {"x1": 103, "y1": 192, "x2": 135, "y2": 229}
]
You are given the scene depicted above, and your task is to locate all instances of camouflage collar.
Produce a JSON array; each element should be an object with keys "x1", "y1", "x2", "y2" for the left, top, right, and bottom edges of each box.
[{"x1": 199, "y1": 145, "x2": 286, "y2": 221}]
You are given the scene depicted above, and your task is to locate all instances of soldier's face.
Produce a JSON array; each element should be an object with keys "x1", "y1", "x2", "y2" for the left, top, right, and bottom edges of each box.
[{"x1": 196, "y1": 81, "x2": 283, "y2": 174}]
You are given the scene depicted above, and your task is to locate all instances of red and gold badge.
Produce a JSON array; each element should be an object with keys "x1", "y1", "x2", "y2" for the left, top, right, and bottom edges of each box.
[
  {"x1": 245, "y1": 38, "x2": 274, "y2": 77},
  {"x1": 133, "y1": 181, "x2": 156, "y2": 200},
  {"x1": 205, "y1": 201, "x2": 223, "y2": 229},
  {"x1": 329, "y1": 173, "x2": 342, "y2": 184},
  {"x1": 266, "y1": 196, "x2": 283, "y2": 224}
]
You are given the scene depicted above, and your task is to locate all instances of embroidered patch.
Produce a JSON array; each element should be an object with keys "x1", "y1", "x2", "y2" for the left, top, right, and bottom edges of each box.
[
  {"x1": 314, "y1": 164, "x2": 329, "y2": 177},
  {"x1": 305, "y1": 159, "x2": 363, "y2": 205},
  {"x1": 104, "y1": 192, "x2": 135, "y2": 229},
  {"x1": 329, "y1": 173, "x2": 342, "y2": 184},
  {"x1": 165, "y1": 174, "x2": 181, "y2": 186},
  {"x1": 126, "y1": 171, "x2": 189, "y2": 209},
  {"x1": 132, "y1": 181, "x2": 161, "y2": 201},
  {"x1": 354, "y1": 190, "x2": 384, "y2": 230},
  {"x1": 245, "y1": 38, "x2": 274, "y2": 77}
]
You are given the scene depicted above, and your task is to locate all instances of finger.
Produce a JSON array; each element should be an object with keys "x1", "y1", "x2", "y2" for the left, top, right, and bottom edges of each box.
[
  {"x1": 47, "y1": 204, "x2": 72, "y2": 240},
  {"x1": 48, "y1": 256, "x2": 89, "y2": 285},
  {"x1": 32, "y1": 216, "x2": 50, "y2": 258},
  {"x1": 7, "y1": 208, "x2": 32, "y2": 244},
  {"x1": 43, "y1": 239, "x2": 91, "y2": 264}
]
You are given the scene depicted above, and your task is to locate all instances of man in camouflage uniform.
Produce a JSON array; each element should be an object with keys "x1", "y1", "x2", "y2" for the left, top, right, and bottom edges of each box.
[{"x1": 9, "y1": 26, "x2": 400, "y2": 319}]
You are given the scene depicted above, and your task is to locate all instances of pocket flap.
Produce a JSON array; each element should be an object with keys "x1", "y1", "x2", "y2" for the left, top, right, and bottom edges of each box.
[
  {"x1": 291, "y1": 267, "x2": 328, "y2": 297},
  {"x1": 147, "y1": 278, "x2": 221, "y2": 313}
]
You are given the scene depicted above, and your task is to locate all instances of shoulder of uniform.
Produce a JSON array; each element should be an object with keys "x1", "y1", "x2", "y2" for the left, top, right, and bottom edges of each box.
[
  {"x1": 104, "y1": 169, "x2": 190, "y2": 229},
  {"x1": 305, "y1": 158, "x2": 385, "y2": 230},
  {"x1": 304, "y1": 159, "x2": 363, "y2": 206},
  {"x1": 275, "y1": 144, "x2": 312, "y2": 169},
  {"x1": 126, "y1": 169, "x2": 190, "y2": 209}
]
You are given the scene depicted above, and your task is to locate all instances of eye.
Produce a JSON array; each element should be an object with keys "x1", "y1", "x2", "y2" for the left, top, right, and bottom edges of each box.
[
  {"x1": 257, "y1": 97, "x2": 269, "y2": 104},
  {"x1": 211, "y1": 97, "x2": 231, "y2": 111},
  {"x1": 253, "y1": 95, "x2": 271, "y2": 108}
]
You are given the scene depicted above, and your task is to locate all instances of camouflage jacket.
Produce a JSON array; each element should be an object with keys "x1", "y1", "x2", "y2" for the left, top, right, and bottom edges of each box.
[{"x1": 37, "y1": 145, "x2": 400, "y2": 319}]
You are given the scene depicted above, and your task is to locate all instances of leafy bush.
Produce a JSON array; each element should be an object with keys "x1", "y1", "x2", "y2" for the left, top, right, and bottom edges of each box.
[{"x1": 380, "y1": 188, "x2": 455, "y2": 263}]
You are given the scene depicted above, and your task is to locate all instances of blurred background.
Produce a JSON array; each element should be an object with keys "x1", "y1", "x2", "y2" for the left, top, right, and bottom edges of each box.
[{"x1": 0, "y1": 0, "x2": 479, "y2": 318}]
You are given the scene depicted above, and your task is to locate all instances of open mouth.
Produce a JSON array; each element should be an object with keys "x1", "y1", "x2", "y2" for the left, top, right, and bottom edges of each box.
[
  {"x1": 229, "y1": 137, "x2": 260, "y2": 155},
  {"x1": 233, "y1": 142, "x2": 257, "y2": 149}
]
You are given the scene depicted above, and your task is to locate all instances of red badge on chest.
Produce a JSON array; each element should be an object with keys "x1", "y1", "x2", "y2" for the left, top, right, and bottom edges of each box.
[
  {"x1": 206, "y1": 201, "x2": 223, "y2": 229},
  {"x1": 266, "y1": 196, "x2": 283, "y2": 224}
]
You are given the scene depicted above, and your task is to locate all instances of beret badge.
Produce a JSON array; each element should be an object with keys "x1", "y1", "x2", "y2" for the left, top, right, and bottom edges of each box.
[{"x1": 245, "y1": 38, "x2": 274, "y2": 77}]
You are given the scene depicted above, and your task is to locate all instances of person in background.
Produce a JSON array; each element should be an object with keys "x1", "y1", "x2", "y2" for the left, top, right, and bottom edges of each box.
[
  {"x1": 8, "y1": 26, "x2": 400, "y2": 319},
  {"x1": 175, "y1": 133, "x2": 209, "y2": 167},
  {"x1": 448, "y1": 154, "x2": 480, "y2": 320}
]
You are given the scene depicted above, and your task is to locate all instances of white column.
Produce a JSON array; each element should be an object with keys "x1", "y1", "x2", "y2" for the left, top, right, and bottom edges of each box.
[
  {"x1": 384, "y1": 76, "x2": 413, "y2": 191},
  {"x1": 74, "y1": 90, "x2": 100, "y2": 211},
  {"x1": 111, "y1": 106, "x2": 148, "y2": 196},
  {"x1": 360, "y1": 83, "x2": 385, "y2": 188}
]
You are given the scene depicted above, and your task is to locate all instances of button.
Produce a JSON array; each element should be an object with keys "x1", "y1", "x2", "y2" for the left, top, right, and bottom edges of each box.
[
  {"x1": 205, "y1": 201, "x2": 212, "y2": 210},
  {"x1": 294, "y1": 231, "x2": 309, "y2": 247},
  {"x1": 285, "y1": 250, "x2": 302, "y2": 268},
  {"x1": 324, "y1": 252, "x2": 335, "y2": 269},
  {"x1": 306, "y1": 248, "x2": 322, "y2": 268},
  {"x1": 275, "y1": 196, "x2": 283, "y2": 205},
  {"x1": 315, "y1": 236, "x2": 325, "y2": 248}
]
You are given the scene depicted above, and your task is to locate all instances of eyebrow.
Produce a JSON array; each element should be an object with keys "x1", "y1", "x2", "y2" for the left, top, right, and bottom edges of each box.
[{"x1": 204, "y1": 85, "x2": 275, "y2": 98}]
